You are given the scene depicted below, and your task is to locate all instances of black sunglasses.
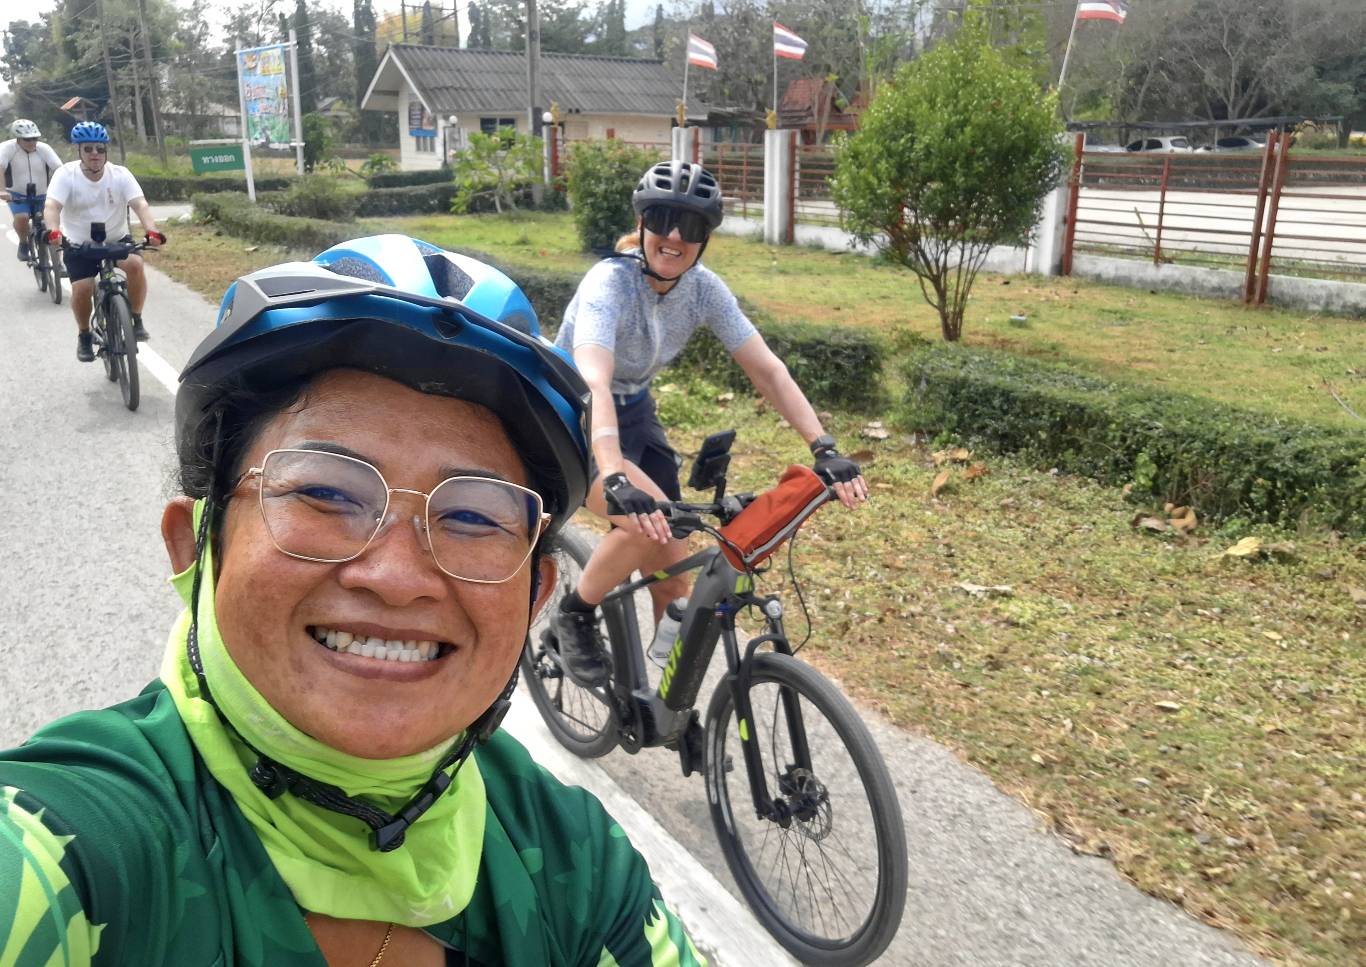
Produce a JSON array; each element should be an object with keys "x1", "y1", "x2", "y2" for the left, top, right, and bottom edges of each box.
[
  {"x1": 81, "y1": 145, "x2": 108, "y2": 154},
  {"x1": 642, "y1": 206, "x2": 711, "y2": 244}
]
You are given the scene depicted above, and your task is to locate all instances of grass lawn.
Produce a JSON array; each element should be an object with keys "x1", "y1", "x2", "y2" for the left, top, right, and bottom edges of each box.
[
  {"x1": 385, "y1": 212, "x2": 1366, "y2": 431},
  {"x1": 156, "y1": 219, "x2": 1365, "y2": 965}
]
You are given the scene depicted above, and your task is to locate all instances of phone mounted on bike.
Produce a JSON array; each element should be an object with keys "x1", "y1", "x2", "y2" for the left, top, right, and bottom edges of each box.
[
  {"x1": 687, "y1": 429, "x2": 736, "y2": 496},
  {"x1": 90, "y1": 221, "x2": 106, "y2": 243}
]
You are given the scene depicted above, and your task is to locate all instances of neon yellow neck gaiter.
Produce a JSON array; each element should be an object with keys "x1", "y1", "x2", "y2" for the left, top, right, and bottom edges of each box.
[{"x1": 160, "y1": 500, "x2": 485, "y2": 926}]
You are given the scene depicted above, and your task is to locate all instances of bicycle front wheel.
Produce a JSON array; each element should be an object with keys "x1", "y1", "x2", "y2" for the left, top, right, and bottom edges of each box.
[
  {"x1": 520, "y1": 524, "x2": 618, "y2": 757},
  {"x1": 48, "y1": 245, "x2": 63, "y2": 304},
  {"x1": 106, "y1": 294, "x2": 139, "y2": 411},
  {"x1": 32, "y1": 238, "x2": 48, "y2": 292},
  {"x1": 705, "y1": 652, "x2": 907, "y2": 966}
]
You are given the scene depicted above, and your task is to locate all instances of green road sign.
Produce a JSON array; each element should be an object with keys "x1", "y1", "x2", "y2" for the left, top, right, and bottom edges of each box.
[{"x1": 189, "y1": 144, "x2": 246, "y2": 173}]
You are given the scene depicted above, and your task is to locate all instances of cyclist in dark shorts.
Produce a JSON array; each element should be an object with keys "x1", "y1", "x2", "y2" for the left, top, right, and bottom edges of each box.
[{"x1": 550, "y1": 160, "x2": 869, "y2": 685}]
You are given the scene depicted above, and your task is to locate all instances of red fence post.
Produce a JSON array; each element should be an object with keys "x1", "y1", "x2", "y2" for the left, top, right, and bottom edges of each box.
[
  {"x1": 786, "y1": 133, "x2": 796, "y2": 245},
  {"x1": 1154, "y1": 157, "x2": 1171, "y2": 265},
  {"x1": 691, "y1": 126, "x2": 701, "y2": 165},
  {"x1": 548, "y1": 125, "x2": 560, "y2": 180},
  {"x1": 1243, "y1": 131, "x2": 1278, "y2": 303},
  {"x1": 1255, "y1": 133, "x2": 1292, "y2": 306},
  {"x1": 1061, "y1": 133, "x2": 1085, "y2": 276}
]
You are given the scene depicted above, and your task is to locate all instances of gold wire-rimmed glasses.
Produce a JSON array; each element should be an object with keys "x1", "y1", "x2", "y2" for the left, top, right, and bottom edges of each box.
[{"x1": 234, "y1": 448, "x2": 549, "y2": 584}]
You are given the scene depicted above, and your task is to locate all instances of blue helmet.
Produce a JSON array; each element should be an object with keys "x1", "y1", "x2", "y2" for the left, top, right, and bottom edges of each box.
[
  {"x1": 70, "y1": 121, "x2": 110, "y2": 144},
  {"x1": 177, "y1": 235, "x2": 590, "y2": 531}
]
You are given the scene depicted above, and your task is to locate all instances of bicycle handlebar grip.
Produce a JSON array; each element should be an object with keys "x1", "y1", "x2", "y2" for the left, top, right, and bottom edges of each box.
[{"x1": 47, "y1": 229, "x2": 63, "y2": 246}]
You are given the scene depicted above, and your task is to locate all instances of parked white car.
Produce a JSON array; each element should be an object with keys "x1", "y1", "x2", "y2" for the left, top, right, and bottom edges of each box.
[{"x1": 1125, "y1": 136, "x2": 1194, "y2": 153}]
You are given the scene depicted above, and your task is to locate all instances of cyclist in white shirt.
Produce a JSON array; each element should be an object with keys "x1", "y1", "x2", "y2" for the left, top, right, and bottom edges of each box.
[
  {"x1": 44, "y1": 121, "x2": 164, "y2": 362},
  {"x1": 0, "y1": 119, "x2": 63, "y2": 261}
]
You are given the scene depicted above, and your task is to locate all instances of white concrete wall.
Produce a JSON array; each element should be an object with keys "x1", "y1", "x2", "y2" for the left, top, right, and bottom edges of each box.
[{"x1": 397, "y1": 87, "x2": 442, "y2": 171}]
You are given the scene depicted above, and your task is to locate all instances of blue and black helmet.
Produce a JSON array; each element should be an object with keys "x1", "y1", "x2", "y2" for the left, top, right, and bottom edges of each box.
[
  {"x1": 176, "y1": 235, "x2": 591, "y2": 532},
  {"x1": 70, "y1": 121, "x2": 110, "y2": 144}
]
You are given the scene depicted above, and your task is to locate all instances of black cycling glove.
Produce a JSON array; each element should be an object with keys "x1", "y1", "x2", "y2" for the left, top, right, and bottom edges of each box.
[
  {"x1": 603, "y1": 472, "x2": 656, "y2": 516},
  {"x1": 810, "y1": 437, "x2": 861, "y2": 484}
]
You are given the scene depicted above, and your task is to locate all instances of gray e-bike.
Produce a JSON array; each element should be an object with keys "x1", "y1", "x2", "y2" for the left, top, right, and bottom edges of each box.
[{"x1": 521, "y1": 431, "x2": 907, "y2": 966}]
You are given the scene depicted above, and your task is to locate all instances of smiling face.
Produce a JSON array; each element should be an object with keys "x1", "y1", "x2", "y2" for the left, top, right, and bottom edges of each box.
[
  {"x1": 640, "y1": 218, "x2": 704, "y2": 287},
  {"x1": 211, "y1": 368, "x2": 554, "y2": 759},
  {"x1": 78, "y1": 142, "x2": 108, "y2": 175}
]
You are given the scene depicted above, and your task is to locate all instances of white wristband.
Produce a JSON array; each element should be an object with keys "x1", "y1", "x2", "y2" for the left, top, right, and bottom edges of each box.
[{"x1": 591, "y1": 427, "x2": 620, "y2": 441}]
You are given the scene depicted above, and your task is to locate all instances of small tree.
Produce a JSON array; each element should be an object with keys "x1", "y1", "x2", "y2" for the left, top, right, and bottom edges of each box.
[
  {"x1": 831, "y1": 22, "x2": 1065, "y2": 342},
  {"x1": 302, "y1": 112, "x2": 335, "y2": 172},
  {"x1": 450, "y1": 129, "x2": 543, "y2": 213},
  {"x1": 563, "y1": 139, "x2": 664, "y2": 252}
]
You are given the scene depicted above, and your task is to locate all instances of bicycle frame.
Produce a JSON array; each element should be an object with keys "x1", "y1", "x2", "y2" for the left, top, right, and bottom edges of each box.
[{"x1": 596, "y1": 543, "x2": 814, "y2": 823}]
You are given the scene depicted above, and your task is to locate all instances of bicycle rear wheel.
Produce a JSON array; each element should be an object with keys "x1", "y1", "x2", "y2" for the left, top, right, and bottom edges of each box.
[
  {"x1": 105, "y1": 293, "x2": 140, "y2": 411},
  {"x1": 519, "y1": 524, "x2": 619, "y2": 758},
  {"x1": 704, "y1": 652, "x2": 907, "y2": 966}
]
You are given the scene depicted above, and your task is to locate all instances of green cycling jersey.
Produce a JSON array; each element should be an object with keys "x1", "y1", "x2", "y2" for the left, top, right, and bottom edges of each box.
[{"x1": 0, "y1": 683, "x2": 705, "y2": 966}]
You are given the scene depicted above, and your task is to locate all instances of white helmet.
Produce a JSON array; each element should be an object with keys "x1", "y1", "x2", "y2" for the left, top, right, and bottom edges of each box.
[{"x1": 10, "y1": 119, "x2": 41, "y2": 139}]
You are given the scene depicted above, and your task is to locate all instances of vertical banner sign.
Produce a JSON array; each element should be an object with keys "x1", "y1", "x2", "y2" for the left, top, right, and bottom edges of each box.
[
  {"x1": 238, "y1": 44, "x2": 293, "y2": 148},
  {"x1": 408, "y1": 102, "x2": 436, "y2": 138}
]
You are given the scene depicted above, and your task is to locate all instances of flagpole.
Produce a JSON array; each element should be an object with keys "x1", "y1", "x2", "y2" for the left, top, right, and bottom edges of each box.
[
  {"x1": 773, "y1": 43, "x2": 777, "y2": 115},
  {"x1": 1057, "y1": 2, "x2": 1081, "y2": 99},
  {"x1": 683, "y1": 55, "x2": 690, "y2": 119}
]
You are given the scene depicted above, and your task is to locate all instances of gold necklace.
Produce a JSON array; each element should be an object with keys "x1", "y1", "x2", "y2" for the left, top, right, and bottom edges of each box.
[{"x1": 368, "y1": 923, "x2": 394, "y2": 967}]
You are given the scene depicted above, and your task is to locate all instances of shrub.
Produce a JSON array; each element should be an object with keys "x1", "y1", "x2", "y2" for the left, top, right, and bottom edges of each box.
[
  {"x1": 562, "y1": 139, "x2": 665, "y2": 252},
  {"x1": 359, "y1": 153, "x2": 399, "y2": 178},
  {"x1": 365, "y1": 167, "x2": 451, "y2": 189},
  {"x1": 450, "y1": 130, "x2": 543, "y2": 214},
  {"x1": 354, "y1": 182, "x2": 458, "y2": 216},
  {"x1": 192, "y1": 191, "x2": 354, "y2": 252},
  {"x1": 141, "y1": 175, "x2": 294, "y2": 202},
  {"x1": 270, "y1": 176, "x2": 362, "y2": 220},
  {"x1": 900, "y1": 341, "x2": 1366, "y2": 531}
]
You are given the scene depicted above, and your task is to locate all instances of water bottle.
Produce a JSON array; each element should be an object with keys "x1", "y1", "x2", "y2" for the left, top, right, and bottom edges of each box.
[{"x1": 648, "y1": 598, "x2": 688, "y2": 667}]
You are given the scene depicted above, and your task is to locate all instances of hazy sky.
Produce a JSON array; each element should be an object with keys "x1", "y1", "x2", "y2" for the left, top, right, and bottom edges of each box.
[{"x1": 1, "y1": 0, "x2": 664, "y2": 97}]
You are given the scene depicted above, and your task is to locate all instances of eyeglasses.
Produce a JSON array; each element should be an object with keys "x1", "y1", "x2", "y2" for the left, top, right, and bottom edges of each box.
[
  {"x1": 18, "y1": 138, "x2": 37, "y2": 144},
  {"x1": 80, "y1": 145, "x2": 108, "y2": 155},
  {"x1": 234, "y1": 448, "x2": 549, "y2": 584},
  {"x1": 642, "y1": 205, "x2": 711, "y2": 244}
]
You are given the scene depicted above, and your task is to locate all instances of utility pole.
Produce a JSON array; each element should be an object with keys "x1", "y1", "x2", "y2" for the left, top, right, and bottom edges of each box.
[
  {"x1": 402, "y1": 0, "x2": 410, "y2": 42},
  {"x1": 136, "y1": 0, "x2": 168, "y2": 166},
  {"x1": 95, "y1": 0, "x2": 128, "y2": 161},
  {"x1": 525, "y1": 0, "x2": 540, "y2": 134}
]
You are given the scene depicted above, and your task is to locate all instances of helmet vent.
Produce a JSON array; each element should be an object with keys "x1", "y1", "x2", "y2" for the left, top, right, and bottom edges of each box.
[
  {"x1": 424, "y1": 253, "x2": 475, "y2": 301},
  {"x1": 257, "y1": 276, "x2": 319, "y2": 298},
  {"x1": 322, "y1": 256, "x2": 389, "y2": 285}
]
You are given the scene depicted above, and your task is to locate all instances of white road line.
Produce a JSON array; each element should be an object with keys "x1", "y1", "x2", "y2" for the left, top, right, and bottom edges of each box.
[{"x1": 7, "y1": 228, "x2": 180, "y2": 397}]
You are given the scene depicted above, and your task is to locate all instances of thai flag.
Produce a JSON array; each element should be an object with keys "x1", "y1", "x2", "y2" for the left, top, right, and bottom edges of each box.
[
  {"x1": 773, "y1": 22, "x2": 808, "y2": 60},
  {"x1": 687, "y1": 33, "x2": 718, "y2": 71},
  {"x1": 1076, "y1": 0, "x2": 1128, "y2": 22}
]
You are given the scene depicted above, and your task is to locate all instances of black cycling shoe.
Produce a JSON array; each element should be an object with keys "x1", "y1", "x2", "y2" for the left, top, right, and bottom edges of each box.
[
  {"x1": 553, "y1": 607, "x2": 610, "y2": 686},
  {"x1": 131, "y1": 316, "x2": 150, "y2": 342},
  {"x1": 76, "y1": 331, "x2": 94, "y2": 362},
  {"x1": 17, "y1": 241, "x2": 31, "y2": 262}
]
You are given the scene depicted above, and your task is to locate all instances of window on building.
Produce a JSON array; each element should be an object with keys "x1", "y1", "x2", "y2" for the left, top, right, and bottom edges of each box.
[
  {"x1": 479, "y1": 117, "x2": 518, "y2": 136},
  {"x1": 414, "y1": 136, "x2": 436, "y2": 153}
]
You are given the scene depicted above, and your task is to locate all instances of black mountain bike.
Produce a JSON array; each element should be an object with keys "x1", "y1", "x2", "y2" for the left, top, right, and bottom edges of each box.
[
  {"x1": 522, "y1": 431, "x2": 907, "y2": 966},
  {"x1": 16, "y1": 186, "x2": 62, "y2": 303},
  {"x1": 64, "y1": 237, "x2": 148, "y2": 412}
]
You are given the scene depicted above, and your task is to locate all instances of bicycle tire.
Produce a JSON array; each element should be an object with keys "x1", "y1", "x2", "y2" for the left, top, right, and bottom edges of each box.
[
  {"x1": 106, "y1": 293, "x2": 140, "y2": 411},
  {"x1": 32, "y1": 237, "x2": 47, "y2": 292},
  {"x1": 48, "y1": 246, "x2": 63, "y2": 305},
  {"x1": 704, "y1": 652, "x2": 907, "y2": 966},
  {"x1": 519, "y1": 524, "x2": 620, "y2": 757}
]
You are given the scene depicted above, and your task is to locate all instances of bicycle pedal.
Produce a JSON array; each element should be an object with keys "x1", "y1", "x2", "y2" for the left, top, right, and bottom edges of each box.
[{"x1": 676, "y1": 713, "x2": 704, "y2": 778}]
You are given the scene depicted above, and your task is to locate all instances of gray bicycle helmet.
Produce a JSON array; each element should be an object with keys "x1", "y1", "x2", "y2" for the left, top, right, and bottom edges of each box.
[
  {"x1": 631, "y1": 160, "x2": 724, "y2": 230},
  {"x1": 10, "y1": 119, "x2": 41, "y2": 139}
]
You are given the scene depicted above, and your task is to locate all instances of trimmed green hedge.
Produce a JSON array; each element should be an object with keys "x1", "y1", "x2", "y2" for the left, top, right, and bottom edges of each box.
[
  {"x1": 901, "y1": 342, "x2": 1366, "y2": 531},
  {"x1": 139, "y1": 175, "x2": 294, "y2": 202},
  {"x1": 192, "y1": 192, "x2": 354, "y2": 251},
  {"x1": 356, "y1": 183, "x2": 458, "y2": 216},
  {"x1": 365, "y1": 168, "x2": 452, "y2": 189}
]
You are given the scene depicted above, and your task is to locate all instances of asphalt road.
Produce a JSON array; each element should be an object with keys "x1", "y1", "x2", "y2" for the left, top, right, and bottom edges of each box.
[{"x1": 0, "y1": 215, "x2": 1270, "y2": 967}]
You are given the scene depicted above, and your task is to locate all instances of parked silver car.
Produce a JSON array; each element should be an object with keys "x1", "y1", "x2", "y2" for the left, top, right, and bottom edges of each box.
[{"x1": 1125, "y1": 136, "x2": 1194, "y2": 153}]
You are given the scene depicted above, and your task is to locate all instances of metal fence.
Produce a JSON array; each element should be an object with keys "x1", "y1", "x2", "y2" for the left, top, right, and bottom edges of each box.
[
  {"x1": 1063, "y1": 133, "x2": 1366, "y2": 299},
  {"x1": 702, "y1": 141, "x2": 765, "y2": 220}
]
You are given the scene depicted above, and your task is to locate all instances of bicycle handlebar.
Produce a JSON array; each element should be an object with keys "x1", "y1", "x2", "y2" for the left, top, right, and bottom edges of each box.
[
  {"x1": 653, "y1": 485, "x2": 837, "y2": 540},
  {"x1": 59, "y1": 238, "x2": 156, "y2": 258}
]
